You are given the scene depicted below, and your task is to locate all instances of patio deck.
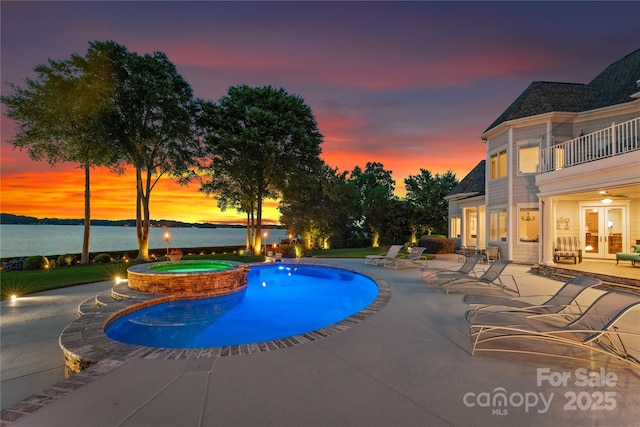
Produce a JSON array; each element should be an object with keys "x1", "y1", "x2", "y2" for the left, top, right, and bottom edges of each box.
[
  {"x1": 1, "y1": 256, "x2": 639, "y2": 426},
  {"x1": 537, "y1": 258, "x2": 639, "y2": 289}
]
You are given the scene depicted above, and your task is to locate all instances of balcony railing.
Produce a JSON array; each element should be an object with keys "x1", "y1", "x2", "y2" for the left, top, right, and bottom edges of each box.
[{"x1": 540, "y1": 117, "x2": 640, "y2": 173}]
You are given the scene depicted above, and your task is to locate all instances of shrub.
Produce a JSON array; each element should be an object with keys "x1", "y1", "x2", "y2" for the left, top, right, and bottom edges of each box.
[
  {"x1": 2, "y1": 258, "x2": 25, "y2": 271},
  {"x1": 57, "y1": 254, "x2": 76, "y2": 266},
  {"x1": 93, "y1": 253, "x2": 112, "y2": 264},
  {"x1": 418, "y1": 237, "x2": 455, "y2": 254},
  {"x1": 279, "y1": 244, "x2": 305, "y2": 258},
  {"x1": 23, "y1": 256, "x2": 49, "y2": 270}
]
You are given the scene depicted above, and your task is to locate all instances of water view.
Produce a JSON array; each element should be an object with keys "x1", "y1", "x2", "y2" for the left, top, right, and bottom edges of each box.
[{"x1": 0, "y1": 225, "x2": 288, "y2": 258}]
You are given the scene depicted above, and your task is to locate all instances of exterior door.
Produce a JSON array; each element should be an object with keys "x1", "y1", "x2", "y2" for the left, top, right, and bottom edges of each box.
[{"x1": 581, "y1": 205, "x2": 627, "y2": 259}]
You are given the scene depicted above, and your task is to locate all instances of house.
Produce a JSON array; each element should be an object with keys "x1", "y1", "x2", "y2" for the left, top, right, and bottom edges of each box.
[{"x1": 446, "y1": 49, "x2": 640, "y2": 265}]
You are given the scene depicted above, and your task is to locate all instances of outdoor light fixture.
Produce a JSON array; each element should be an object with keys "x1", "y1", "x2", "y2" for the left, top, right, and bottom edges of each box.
[
  {"x1": 164, "y1": 232, "x2": 170, "y2": 258},
  {"x1": 263, "y1": 231, "x2": 268, "y2": 254}
]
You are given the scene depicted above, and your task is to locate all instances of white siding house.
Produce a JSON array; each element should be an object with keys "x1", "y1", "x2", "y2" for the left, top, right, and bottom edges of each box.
[{"x1": 447, "y1": 49, "x2": 640, "y2": 265}]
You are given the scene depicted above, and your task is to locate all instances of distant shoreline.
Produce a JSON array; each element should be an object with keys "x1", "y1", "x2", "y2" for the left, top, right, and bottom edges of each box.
[{"x1": 0, "y1": 213, "x2": 284, "y2": 229}]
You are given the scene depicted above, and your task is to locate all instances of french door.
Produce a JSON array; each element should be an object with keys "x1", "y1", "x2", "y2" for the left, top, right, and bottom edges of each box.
[{"x1": 581, "y1": 205, "x2": 627, "y2": 259}]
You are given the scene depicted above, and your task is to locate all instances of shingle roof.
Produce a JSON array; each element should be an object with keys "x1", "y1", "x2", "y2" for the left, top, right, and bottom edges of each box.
[
  {"x1": 446, "y1": 160, "x2": 485, "y2": 199},
  {"x1": 484, "y1": 48, "x2": 640, "y2": 133}
]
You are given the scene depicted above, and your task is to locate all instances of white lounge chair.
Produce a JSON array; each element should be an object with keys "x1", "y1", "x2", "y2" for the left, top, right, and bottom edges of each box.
[
  {"x1": 364, "y1": 245, "x2": 403, "y2": 266},
  {"x1": 421, "y1": 253, "x2": 485, "y2": 283},
  {"x1": 467, "y1": 291, "x2": 640, "y2": 368},
  {"x1": 442, "y1": 260, "x2": 518, "y2": 295},
  {"x1": 384, "y1": 247, "x2": 427, "y2": 269},
  {"x1": 464, "y1": 276, "x2": 602, "y2": 322}
]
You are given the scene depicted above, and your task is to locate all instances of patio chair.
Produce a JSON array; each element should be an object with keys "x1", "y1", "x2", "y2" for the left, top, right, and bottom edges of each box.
[
  {"x1": 554, "y1": 236, "x2": 582, "y2": 264},
  {"x1": 456, "y1": 245, "x2": 476, "y2": 262},
  {"x1": 464, "y1": 276, "x2": 602, "y2": 322},
  {"x1": 364, "y1": 245, "x2": 403, "y2": 266},
  {"x1": 467, "y1": 291, "x2": 640, "y2": 368},
  {"x1": 384, "y1": 247, "x2": 427, "y2": 269},
  {"x1": 484, "y1": 246, "x2": 499, "y2": 263},
  {"x1": 421, "y1": 253, "x2": 485, "y2": 283},
  {"x1": 440, "y1": 260, "x2": 519, "y2": 295}
]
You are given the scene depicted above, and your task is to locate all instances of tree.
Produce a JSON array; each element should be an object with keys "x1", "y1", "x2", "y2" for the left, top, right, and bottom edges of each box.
[
  {"x1": 199, "y1": 85, "x2": 323, "y2": 253},
  {"x1": 404, "y1": 168, "x2": 458, "y2": 236},
  {"x1": 280, "y1": 163, "x2": 360, "y2": 249},
  {"x1": 1, "y1": 41, "x2": 121, "y2": 263},
  {"x1": 107, "y1": 44, "x2": 200, "y2": 260},
  {"x1": 350, "y1": 162, "x2": 396, "y2": 247}
]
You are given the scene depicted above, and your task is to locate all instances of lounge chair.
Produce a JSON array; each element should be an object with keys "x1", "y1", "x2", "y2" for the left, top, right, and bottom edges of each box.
[
  {"x1": 464, "y1": 276, "x2": 602, "y2": 321},
  {"x1": 364, "y1": 245, "x2": 403, "y2": 266},
  {"x1": 421, "y1": 253, "x2": 485, "y2": 283},
  {"x1": 467, "y1": 291, "x2": 640, "y2": 368},
  {"x1": 384, "y1": 247, "x2": 427, "y2": 269},
  {"x1": 439, "y1": 260, "x2": 519, "y2": 296}
]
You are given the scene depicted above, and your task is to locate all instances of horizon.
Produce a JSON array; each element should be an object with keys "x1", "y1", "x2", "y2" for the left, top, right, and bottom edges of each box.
[
  {"x1": 0, "y1": 212, "x2": 280, "y2": 227},
  {"x1": 2, "y1": 2, "x2": 639, "y2": 223}
]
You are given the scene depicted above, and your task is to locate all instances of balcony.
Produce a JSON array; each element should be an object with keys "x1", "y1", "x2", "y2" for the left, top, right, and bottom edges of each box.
[{"x1": 540, "y1": 117, "x2": 640, "y2": 173}]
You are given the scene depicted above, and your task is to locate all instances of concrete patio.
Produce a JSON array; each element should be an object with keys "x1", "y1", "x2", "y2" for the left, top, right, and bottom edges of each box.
[{"x1": 2, "y1": 256, "x2": 639, "y2": 426}]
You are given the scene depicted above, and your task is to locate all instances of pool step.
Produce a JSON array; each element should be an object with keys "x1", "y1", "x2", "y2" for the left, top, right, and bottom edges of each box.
[
  {"x1": 76, "y1": 294, "x2": 102, "y2": 316},
  {"x1": 76, "y1": 289, "x2": 117, "y2": 316},
  {"x1": 95, "y1": 290, "x2": 113, "y2": 307},
  {"x1": 112, "y1": 282, "x2": 138, "y2": 300}
]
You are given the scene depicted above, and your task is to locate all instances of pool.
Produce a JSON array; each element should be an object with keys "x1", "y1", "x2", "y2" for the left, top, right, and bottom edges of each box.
[{"x1": 105, "y1": 264, "x2": 379, "y2": 348}]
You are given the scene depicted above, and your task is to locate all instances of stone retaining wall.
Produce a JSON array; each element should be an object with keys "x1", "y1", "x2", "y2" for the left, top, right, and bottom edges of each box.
[{"x1": 128, "y1": 263, "x2": 249, "y2": 294}]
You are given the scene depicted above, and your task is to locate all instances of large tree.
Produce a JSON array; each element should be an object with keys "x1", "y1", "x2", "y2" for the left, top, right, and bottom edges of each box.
[
  {"x1": 350, "y1": 162, "x2": 396, "y2": 247},
  {"x1": 107, "y1": 43, "x2": 200, "y2": 260},
  {"x1": 280, "y1": 163, "x2": 360, "y2": 249},
  {"x1": 1, "y1": 41, "x2": 121, "y2": 263},
  {"x1": 404, "y1": 168, "x2": 458, "y2": 236},
  {"x1": 199, "y1": 85, "x2": 323, "y2": 253}
]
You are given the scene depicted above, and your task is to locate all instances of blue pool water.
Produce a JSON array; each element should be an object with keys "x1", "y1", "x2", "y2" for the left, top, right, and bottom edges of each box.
[{"x1": 105, "y1": 264, "x2": 378, "y2": 348}]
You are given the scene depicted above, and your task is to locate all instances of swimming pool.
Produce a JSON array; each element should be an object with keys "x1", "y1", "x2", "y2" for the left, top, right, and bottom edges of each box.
[{"x1": 105, "y1": 264, "x2": 379, "y2": 348}]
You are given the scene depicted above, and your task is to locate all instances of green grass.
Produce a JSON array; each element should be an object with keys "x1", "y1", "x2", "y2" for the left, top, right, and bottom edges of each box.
[
  {"x1": 1, "y1": 263, "x2": 131, "y2": 299},
  {"x1": 306, "y1": 247, "x2": 392, "y2": 258}
]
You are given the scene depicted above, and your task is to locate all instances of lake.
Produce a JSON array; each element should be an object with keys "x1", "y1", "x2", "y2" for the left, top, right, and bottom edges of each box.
[{"x1": 0, "y1": 224, "x2": 289, "y2": 258}]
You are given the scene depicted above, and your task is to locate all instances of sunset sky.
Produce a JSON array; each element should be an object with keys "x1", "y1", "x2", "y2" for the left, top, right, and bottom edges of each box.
[{"x1": 2, "y1": 1, "x2": 639, "y2": 224}]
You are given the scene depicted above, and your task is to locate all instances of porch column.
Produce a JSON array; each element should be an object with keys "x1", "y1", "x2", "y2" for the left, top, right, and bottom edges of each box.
[
  {"x1": 541, "y1": 196, "x2": 555, "y2": 266},
  {"x1": 475, "y1": 205, "x2": 480, "y2": 248}
]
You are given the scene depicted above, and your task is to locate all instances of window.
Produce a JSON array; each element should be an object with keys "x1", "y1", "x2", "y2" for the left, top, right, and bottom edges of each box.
[
  {"x1": 450, "y1": 216, "x2": 461, "y2": 238},
  {"x1": 490, "y1": 208, "x2": 507, "y2": 241},
  {"x1": 490, "y1": 150, "x2": 507, "y2": 179},
  {"x1": 518, "y1": 144, "x2": 539, "y2": 174},
  {"x1": 518, "y1": 207, "x2": 539, "y2": 242}
]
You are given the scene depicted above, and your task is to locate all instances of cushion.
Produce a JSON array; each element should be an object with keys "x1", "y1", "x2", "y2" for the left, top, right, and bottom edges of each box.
[{"x1": 634, "y1": 245, "x2": 640, "y2": 253}]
